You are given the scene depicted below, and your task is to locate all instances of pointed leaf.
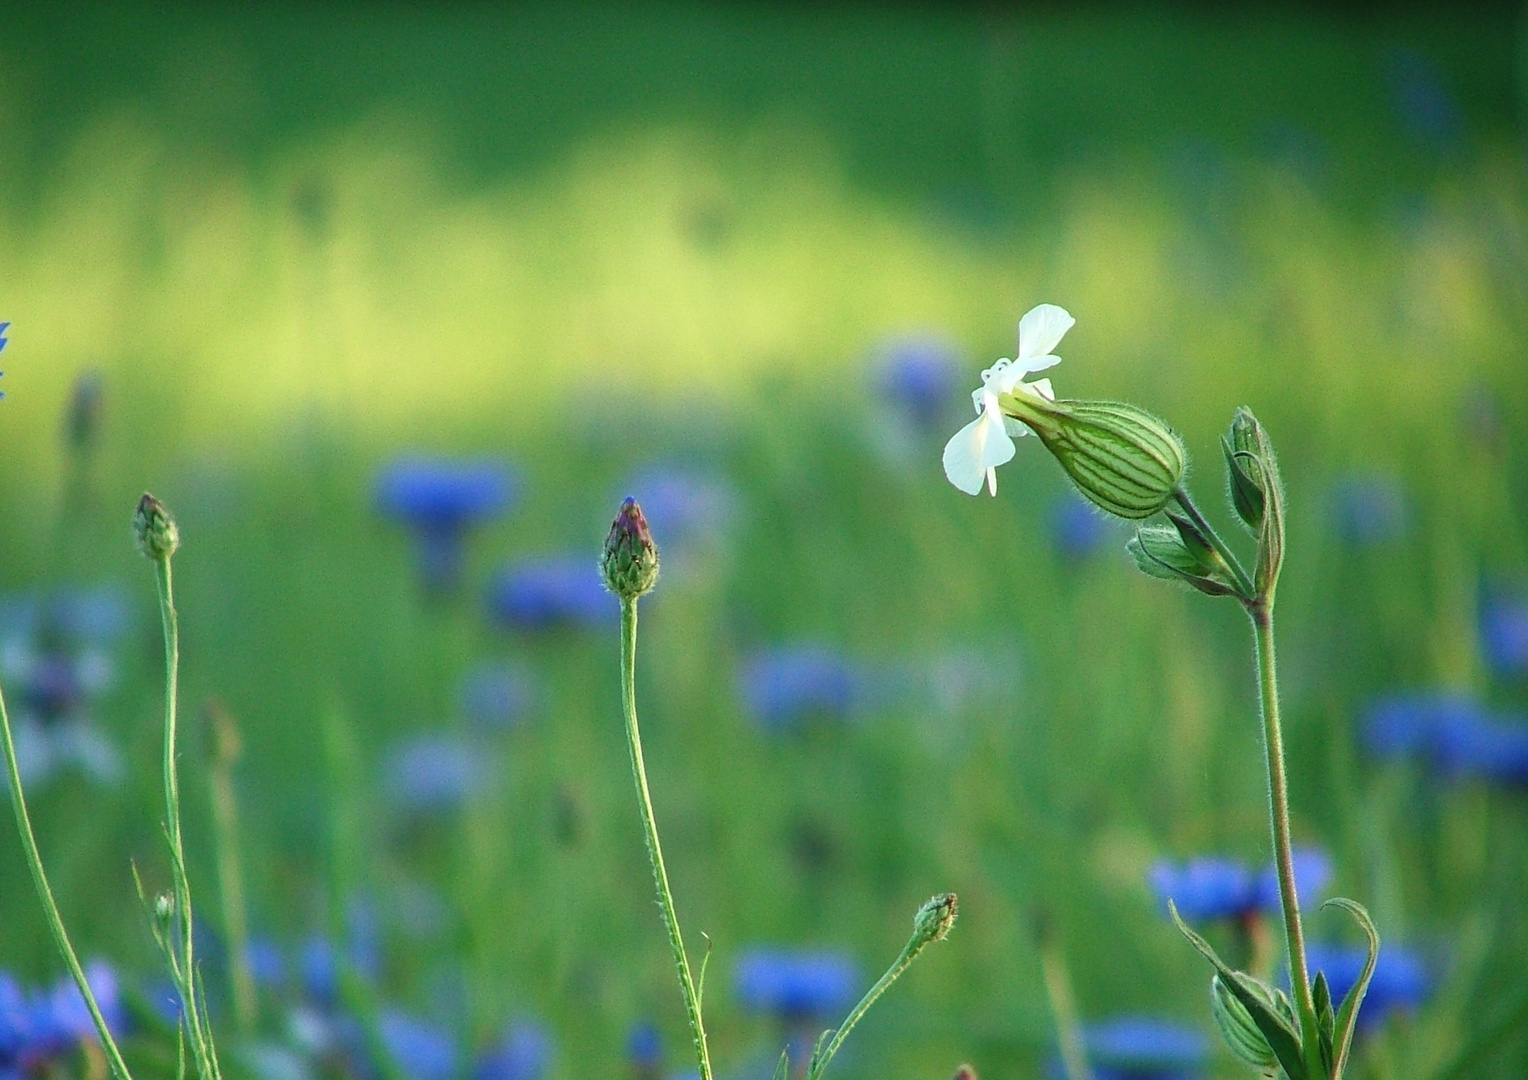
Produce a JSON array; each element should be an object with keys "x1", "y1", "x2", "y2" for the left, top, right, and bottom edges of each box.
[
  {"x1": 1165, "y1": 510, "x2": 1218, "y2": 566},
  {"x1": 773, "y1": 1049, "x2": 790, "y2": 1080},
  {"x1": 1313, "y1": 971, "x2": 1335, "y2": 1076},
  {"x1": 1222, "y1": 436, "x2": 1264, "y2": 531},
  {"x1": 1168, "y1": 901, "x2": 1308, "y2": 1080},
  {"x1": 807, "y1": 1028, "x2": 834, "y2": 1078},
  {"x1": 1324, "y1": 898, "x2": 1380, "y2": 1079}
]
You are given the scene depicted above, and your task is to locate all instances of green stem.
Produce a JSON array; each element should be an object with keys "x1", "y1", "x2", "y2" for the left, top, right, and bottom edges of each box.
[
  {"x1": 208, "y1": 706, "x2": 256, "y2": 1035},
  {"x1": 155, "y1": 561, "x2": 217, "y2": 1080},
  {"x1": 619, "y1": 598, "x2": 712, "y2": 1080},
  {"x1": 1250, "y1": 607, "x2": 1317, "y2": 1040},
  {"x1": 1036, "y1": 915, "x2": 1095, "y2": 1080},
  {"x1": 1173, "y1": 489, "x2": 1254, "y2": 598},
  {"x1": 808, "y1": 935, "x2": 926, "y2": 1080},
  {"x1": 0, "y1": 679, "x2": 135, "y2": 1080}
]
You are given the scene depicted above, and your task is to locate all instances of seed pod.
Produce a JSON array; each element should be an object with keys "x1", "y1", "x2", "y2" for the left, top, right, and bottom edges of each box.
[{"x1": 1007, "y1": 397, "x2": 1186, "y2": 520}]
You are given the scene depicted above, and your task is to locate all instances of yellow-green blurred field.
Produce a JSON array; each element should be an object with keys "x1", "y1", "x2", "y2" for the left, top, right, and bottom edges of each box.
[{"x1": 1, "y1": 3, "x2": 1526, "y2": 1079}]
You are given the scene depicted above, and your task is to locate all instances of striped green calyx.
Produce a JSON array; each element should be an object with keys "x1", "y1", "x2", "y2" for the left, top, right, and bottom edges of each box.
[{"x1": 1003, "y1": 394, "x2": 1186, "y2": 520}]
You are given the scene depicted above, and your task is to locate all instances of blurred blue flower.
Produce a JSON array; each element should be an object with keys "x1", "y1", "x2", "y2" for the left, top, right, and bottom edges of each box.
[
  {"x1": 459, "y1": 663, "x2": 538, "y2": 732},
  {"x1": 1302, "y1": 942, "x2": 1430, "y2": 1030},
  {"x1": 1050, "y1": 494, "x2": 1112, "y2": 559},
  {"x1": 1479, "y1": 590, "x2": 1528, "y2": 678},
  {"x1": 1363, "y1": 693, "x2": 1528, "y2": 785},
  {"x1": 626, "y1": 1021, "x2": 662, "y2": 1072},
  {"x1": 1330, "y1": 474, "x2": 1408, "y2": 546},
  {"x1": 245, "y1": 936, "x2": 289, "y2": 989},
  {"x1": 0, "y1": 961, "x2": 124, "y2": 1072},
  {"x1": 1252, "y1": 848, "x2": 1334, "y2": 915},
  {"x1": 734, "y1": 949, "x2": 859, "y2": 1021},
  {"x1": 299, "y1": 936, "x2": 341, "y2": 1006},
  {"x1": 377, "y1": 1008, "x2": 459, "y2": 1080},
  {"x1": 486, "y1": 557, "x2": 617, "y2": 631},
  {"x1": 1148, "y1": 858, "x2": 1254, "y2": 922},
  {"x1": 377, "y1": 457, "x2": 518, "y2": 591},
  {"x1": 1385, "y1": 47, "x2": 1462, "y2": 153},
  {"x1": 739, "y1": 647, "x2": 860, "y2": 731},
  {"x1": 382, "y1": 733, "x2": 488, "y2": 813},
  {"x1": 48, "y1": 588, "x2": 130, "y2": 645},
  {"x1": 623, "y1": 467, "x2": 736, "y2": 549},
  {"x1": 872, "y1": 336, "x2": 962, "y2": 430},
  {"x1": 1083, "y1": 1017, "x2": 1208, "y2": 1080},
  {"x1": 474, "y1": 1020, "x2": 551, "y2": 1080}
]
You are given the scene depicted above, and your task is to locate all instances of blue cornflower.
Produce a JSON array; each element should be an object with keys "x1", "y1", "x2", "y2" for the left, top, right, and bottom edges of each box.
[
  {"x1": 739, "y1": 647, "x2": 860, "y2": 732},
  {"x1": 474, "y1": 1020, "x2": 551, "y2": 1080},
  {"x1": 734, "y1": 949, "x2": 859, "y2": 1021},
  {"x1": 626, "y1": 1021, "x2": 662, "y2": 1072},
  {"x1": 458, "y1": 663, "x2": 538, "y2": 733},
  {"x1": 377, "y1": 1008, "x2": 459, "y2": 1080},
  {"x1": 1480, "y1": 590, "x2": 1528, "y2": 678},
  {"x1": 1050, "y1": 494, "x2": 1113, "y2": 559},
  {"x1": 0, "y1": 320, "x2": 8, "y2": 399},
  {"x1": 1148, "y1": 858, "x2": 1255, "y2": 922},
  {"x1": 382, "y1": 733, "x2": 488, "y2": 814},
  {"x1": 376, "y1": 457, "x2": 518, "y2": 591},
  {"x1": 872, "y1": 335, "x2": 962, "y2": 430},
  {"x1": 1329, "y1": 473, "x2": 1408, "y2": 546},
  {"x1": 1363, "y1": 693, "x2": 1528, "y2": 785},
  {"x1": 486, "y1": 557, "x2": 617, "y2": 631},
  {"x1": 1082, "y1": 1017, "x2": 1208, "y2": 1080},
  {"x1": 1251, "y1": 848, "x2": 1334, "y2": 915},
  {"x1": 1301, "y1": 943, "x2": 1430, "y2": 1030},
  {"x1": 1385, "y1": 47, "x2": 1462, "y2": 153}
]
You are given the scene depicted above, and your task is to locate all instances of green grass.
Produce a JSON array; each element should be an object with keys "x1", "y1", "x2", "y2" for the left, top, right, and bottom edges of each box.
[{"x1": 1, "y1": 2, "x2": 1527, "y2": 1078}]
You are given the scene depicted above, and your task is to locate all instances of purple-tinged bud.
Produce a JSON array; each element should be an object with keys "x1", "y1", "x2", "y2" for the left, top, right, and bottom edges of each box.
[
  {"x1": 134, "y1": 492, "x2": 179, "y2": 561},
  {"x1": 600, "y1": 497, "x2": 659, "y2": 600}
]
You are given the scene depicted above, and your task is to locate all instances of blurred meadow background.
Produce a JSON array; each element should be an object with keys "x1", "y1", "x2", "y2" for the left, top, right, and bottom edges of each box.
[{"x1": 2, "y1": 2, "x2": 1528, "y2": 1078}]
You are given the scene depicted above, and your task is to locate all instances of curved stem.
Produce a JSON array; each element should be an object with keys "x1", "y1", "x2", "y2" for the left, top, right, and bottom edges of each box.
[
  {"x1": 1173, "y1": 488, "x2": 1254, "y2": 598},
  {"x1": 1250, "y1": 607, "x2": 1316, "y2": 1035},
  {"x1": 0, "y1": 680, "x2": 135, "y2": 1080},
  {"x1": 156, "y1": 561, "x2": 217, "y2": 1080},
  {"x1": 808, "y1": 932, "x2": 931, "y2": 1080},
  {"x1": 619, "y1": 599, "x2": 712, "y2": 1080}
]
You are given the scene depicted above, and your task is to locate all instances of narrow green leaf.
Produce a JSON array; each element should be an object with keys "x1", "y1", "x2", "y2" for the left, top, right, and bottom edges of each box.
[
  {"x1": 1324, "y1": 898, "x2": 1380, "y2": 1080},
  {"x1": 1167, "y1": 901, "x2": 1308, "y2": 1080},
  {"x1": 807, "y1": 1028, "x2": 834, "y2": 1079},
  {"x1": 1165, "y1": 510, "x2": 1217, "y2": 566},
  {"x1": 1313, "y1": 971, "x2": 1335, "y2": 1076},
  {"x1": 773, "y1": 1049, "x2": 790, "y2": 1080}
]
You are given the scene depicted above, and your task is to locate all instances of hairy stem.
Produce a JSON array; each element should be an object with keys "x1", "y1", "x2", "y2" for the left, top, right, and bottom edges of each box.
[
  {"x1": 0, "y1": 681, "x2": 135, "y2": 1080},
  {"x1": 619, "y1": 598, "x2": 712, "y2": 1080},
  {"x1": 1173, "y1": 488, "x2": 1254, "y2": 598},
  {"x1": 1250, "y1": 607, "x2": 1316, "y2": 1036},
  {"x1": 808, "y1": 932, "x2": 931, "y2": 1080}
]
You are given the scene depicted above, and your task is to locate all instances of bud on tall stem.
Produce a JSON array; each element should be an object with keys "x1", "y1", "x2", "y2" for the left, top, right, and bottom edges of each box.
[{"x1": 602, "y1": 497, "x2": 659, "y2": 600}]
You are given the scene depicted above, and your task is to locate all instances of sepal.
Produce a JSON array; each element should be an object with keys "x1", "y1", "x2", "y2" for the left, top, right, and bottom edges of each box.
[{"x1": 1323, "y1": 897, "x2": 1380, "y2": 1079}]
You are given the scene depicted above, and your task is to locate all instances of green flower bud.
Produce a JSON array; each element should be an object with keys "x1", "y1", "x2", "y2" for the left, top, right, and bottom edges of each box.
[
  {"x1": 1008, "y1": 396, "x2": 1186, "y2": 520},
  {"x1": 1127, "y1": 524, "x2": 1237, "y2": 597},
  {"x1": 1210, "y1": 974, "x2": 1280, "y2": 1071},
  {"x1": 600, "y1": 497, "x2": 659, "y2": 600},
  {"x1": 1220, "y1": 408, "x2": 1285, "y2": 604},
  {"x1": 134, "y1": 492, "x2": 180, "y2": 561},
  {"x1": 914, "y1": 892, "x2": 958, "y2": 945}
]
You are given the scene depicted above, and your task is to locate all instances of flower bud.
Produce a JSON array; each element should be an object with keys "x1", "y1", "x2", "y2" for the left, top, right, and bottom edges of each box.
[
  {"x1": 1018, "y1": 399, "x2": 1186, "y2": 520},
  {"x1": 154, "y1": 893, "x2": 176, "y2": 926},
  {"x1": 600, "y1": 497, "x2": 659, "y2": 600},
  {"x1": 1210, "y1": 974, "x2": 1280, "y2": 1071},
  {"x1": 1127, "y1": 525, "x2": 1237, "y2": 597},
  {"x1": 134, "y1": 493, "x2": 180, "y2": 561},
  {"x1": 913, "y1": 892, "x2": 958, "y2": 945}
]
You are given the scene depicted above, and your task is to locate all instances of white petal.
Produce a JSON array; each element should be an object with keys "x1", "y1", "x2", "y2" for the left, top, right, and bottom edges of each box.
[
  {"x1": 1002, "y1": 416, "x2": 1030, "y2": 437},
  {"x1": 1027, "y1": 377, "x2": 1056, "y2": 401},
  {"x1": 942, "y1": 408, "x2": 1015, "y2": 496},
  {"x1": 1016, "y1": 304, "x2": 1075, "y2": 361},
  {"x1": 1015, "y1": 353, "x2": 1062, "y2": 378}
]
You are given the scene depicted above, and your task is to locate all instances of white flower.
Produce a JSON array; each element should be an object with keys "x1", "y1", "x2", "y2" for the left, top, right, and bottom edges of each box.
[{"x1": 942, "y1": 304, "x2": 1075, "y2": 496}]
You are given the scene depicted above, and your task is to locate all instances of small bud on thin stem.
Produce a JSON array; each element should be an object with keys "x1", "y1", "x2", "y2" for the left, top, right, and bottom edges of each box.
[
  {"x1": 601, "y1": 497, "x2": 659, "y2": 600},
  {"x1": 914, "y1": 892, "x2": 958, "y2": 945},
  {"x1": 134, "y1": 493, "x2": 180, "y2": 561}
]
